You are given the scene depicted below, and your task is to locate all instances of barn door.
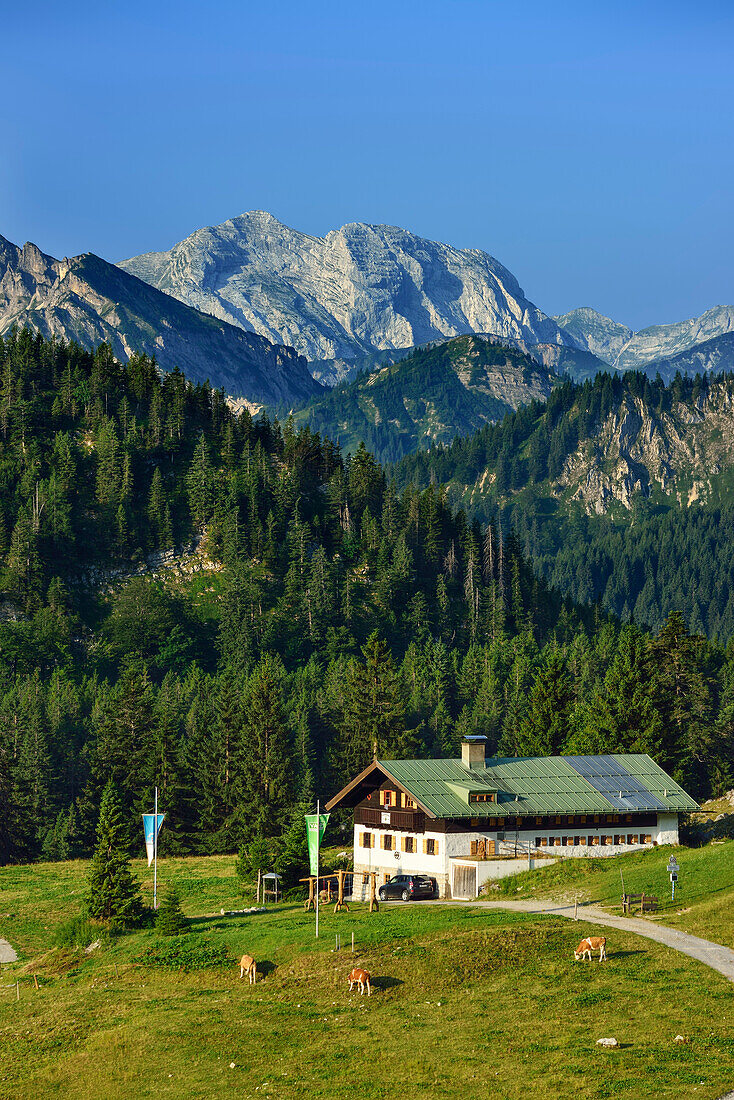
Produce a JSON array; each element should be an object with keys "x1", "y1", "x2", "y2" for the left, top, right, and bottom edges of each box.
[{"x1": 452, "y1": 864, "x2": 477, "y2": 899}]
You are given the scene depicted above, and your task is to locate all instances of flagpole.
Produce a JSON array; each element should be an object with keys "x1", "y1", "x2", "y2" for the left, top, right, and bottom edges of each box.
[
  {"x1": 315, "y1": 798, "x2": 320, "y2": 940},
  {"x1": 154, "y1": 786, "x2": 158, "y2": 911}
]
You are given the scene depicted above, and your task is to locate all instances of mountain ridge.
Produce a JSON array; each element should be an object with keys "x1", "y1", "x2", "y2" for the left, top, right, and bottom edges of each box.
[
  {"x1": 0, "y1": 233, "x2": 321, "y2": 407},
  {"x1": 556, "y1": 304, "x2": 734, "y2": 373}
]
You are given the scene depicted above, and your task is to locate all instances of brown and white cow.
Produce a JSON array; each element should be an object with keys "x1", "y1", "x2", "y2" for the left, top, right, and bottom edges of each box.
[
  {"x1": 574, "y1": 936, "x2": 607, "y2": 962},
  {"x1": 348, "y1": 967, "x2": 371, "y2": 995},
  {"x1": 239, "y1": 953, "x2": 257, "y2": 983}
]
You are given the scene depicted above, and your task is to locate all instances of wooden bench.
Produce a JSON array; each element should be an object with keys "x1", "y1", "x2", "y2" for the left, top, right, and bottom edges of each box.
[{"x1": 622, "y1": 892, "x2": 659, "y2": 915}]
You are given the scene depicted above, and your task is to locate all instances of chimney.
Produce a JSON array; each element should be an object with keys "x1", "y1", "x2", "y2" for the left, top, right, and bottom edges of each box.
[{"x1": 461, "y1": 735, "x2": 487, "y2": 770}]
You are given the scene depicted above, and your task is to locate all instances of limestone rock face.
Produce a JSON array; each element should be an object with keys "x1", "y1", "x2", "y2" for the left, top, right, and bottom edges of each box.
[
  {"x1": 0, "y1": 234, "x2": 321, "y2": 406},
  {"x1": 556, "y1": 304, "x2": 734, "y2": 373},
  {"x1": 558, "y1": 384, "x2": 734, "y2": 514},
  {"x1": 120, "y1": 211, "x2": 573, "y2": 362}
]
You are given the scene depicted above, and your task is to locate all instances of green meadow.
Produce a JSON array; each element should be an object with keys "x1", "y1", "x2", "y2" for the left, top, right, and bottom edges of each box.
[{"x1": 2, "y1": 852, "x2": 734, "y2": 1100}]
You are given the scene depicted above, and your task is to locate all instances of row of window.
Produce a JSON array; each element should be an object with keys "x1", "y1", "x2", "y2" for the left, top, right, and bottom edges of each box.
[
  {"x1": 533, "y1": 834, "x2": 653, "y2": 849},
  {"x1": 379, "y1": 790, "x2": 418, "y2": 810},
  {"x1": 360, "y1": 832, "x2": 438, "y2": 856}
]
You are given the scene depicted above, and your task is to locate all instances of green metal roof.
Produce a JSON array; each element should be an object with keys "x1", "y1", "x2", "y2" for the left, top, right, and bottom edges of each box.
[{"x1": 376, "y1": 754, "x2": 698, "y2": 819}]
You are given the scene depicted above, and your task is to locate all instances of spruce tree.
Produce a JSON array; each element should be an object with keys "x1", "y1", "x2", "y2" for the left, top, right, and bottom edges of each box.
[
  {"x1": 156, "y1": 885, "x2": 187, "y2": 935},
  {"x1": 86, "y1": 780, "x2": 143, "y2": 927}
]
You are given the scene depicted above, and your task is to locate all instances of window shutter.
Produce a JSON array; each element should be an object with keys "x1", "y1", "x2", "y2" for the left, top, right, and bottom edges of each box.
[
  {"x1": 422, "y1": 838, "x2": 427, "y2": 855},
  {"x1": 470, "y1": 840, "x2": 478, "y2": 856}
]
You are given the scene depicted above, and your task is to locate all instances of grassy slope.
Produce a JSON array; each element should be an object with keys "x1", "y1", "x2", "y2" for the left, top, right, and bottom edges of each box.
[
  {"x1": 1, "y1": 856, "x2": 734, "y2": 1100},
  {"x1": 495, "y1": 840, "x2": 734, "y2": 946}
]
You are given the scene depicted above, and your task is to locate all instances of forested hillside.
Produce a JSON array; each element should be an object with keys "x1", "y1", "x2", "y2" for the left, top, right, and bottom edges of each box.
[
  {"x1": 293, "y1": 335, "x2": 558, "y2": 463},
  {"x1": 395, "y1": 370, "x2": 734, "y2": 637},
  {"x1": 0, "y1": 332, "x2": 732, "y2": 868}
]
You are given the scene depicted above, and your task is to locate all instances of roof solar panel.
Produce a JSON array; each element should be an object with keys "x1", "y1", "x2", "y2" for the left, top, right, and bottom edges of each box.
[{"x1": 566, "y1": 757, "x2": 668, "y2": 811}]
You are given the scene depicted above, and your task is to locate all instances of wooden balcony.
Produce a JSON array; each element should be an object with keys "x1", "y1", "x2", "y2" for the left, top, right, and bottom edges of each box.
[{"x1": 354, "y1": 806, "x2": 425, "y2": 832}]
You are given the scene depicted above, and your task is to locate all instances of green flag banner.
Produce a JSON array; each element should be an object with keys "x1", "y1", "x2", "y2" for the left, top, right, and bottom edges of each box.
[{"x1": 305, "y1": 812, "x2": 330, "y2": 876}]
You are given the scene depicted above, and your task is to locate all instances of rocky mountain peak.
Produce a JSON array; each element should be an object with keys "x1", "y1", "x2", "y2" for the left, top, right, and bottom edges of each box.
[{"x1": 120, "y1": 212, "x2": 573, "y2": 362}]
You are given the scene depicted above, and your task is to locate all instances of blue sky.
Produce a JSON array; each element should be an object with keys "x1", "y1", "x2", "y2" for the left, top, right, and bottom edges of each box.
[{"x1": 3, "y1": 0, "x2": 733, "y2": 330}]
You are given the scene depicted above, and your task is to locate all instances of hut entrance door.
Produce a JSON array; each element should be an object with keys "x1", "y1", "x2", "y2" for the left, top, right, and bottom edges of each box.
[{"x1": 452, "y1": 863, "x2": 477, "y2": 900}]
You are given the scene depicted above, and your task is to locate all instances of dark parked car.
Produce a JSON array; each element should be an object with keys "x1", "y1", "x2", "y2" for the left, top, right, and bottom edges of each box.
[{"x1": 378, "y1": 874, "x2": 437, "y2": 902}]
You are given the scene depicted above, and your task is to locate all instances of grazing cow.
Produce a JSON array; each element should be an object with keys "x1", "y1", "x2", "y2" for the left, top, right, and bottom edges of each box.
[
  {"x1": 348, "y1": 967, "x2": 371, "y2": 996},
  {"x1": 574, "y1": 936, "x2": 607, "y2": 963},
  {"x1": 239, "y1": 954, "x2": 257, "y2": 983}
]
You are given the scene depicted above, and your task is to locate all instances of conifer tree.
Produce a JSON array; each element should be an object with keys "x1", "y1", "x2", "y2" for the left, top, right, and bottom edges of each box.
[
  {"x1": 156, "y1": 885, "x2": 187, "y2": 935},
  {"x1": 340, "y1": 632, "x2": 408, "y2": 772},
  {"x1": 237, "y1": 654, "x2": 292, "y2": 839},
  {"x1": 86, "y1": 780, "x2": 143, "y2": 926}
]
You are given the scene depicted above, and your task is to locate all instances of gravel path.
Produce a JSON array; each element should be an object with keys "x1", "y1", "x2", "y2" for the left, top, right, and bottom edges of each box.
[
  {"x1": 0, "y1": 938, "x2": 17, "y2": 964},
  {"x1": 420, "y1": 897, "x2": 734, "y2": 984}
]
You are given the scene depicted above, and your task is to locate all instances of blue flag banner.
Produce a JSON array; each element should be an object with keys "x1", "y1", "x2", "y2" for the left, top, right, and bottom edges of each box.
[{"x1": 142, "y1": 813, "x2": 165, "y2": 866}]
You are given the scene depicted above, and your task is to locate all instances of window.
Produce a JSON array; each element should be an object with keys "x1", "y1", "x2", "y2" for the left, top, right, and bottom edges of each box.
[
  {"x1": 382, "y1": 834, "x2": 393, "y2": 851},
  {"x1": 540, "y1": 837, "x2": 548, "y2": 847},
  {"x1": 400, "y1": 793, "x2": 417, "y2": 809},
  {"x1": 628, "y1": 834, "x2": 638, "y2": 845},
  {"x1": 604, "y1": 836, "x2": 613, "y2": 846},
  {"x1": 564, "y1": 836, "x2": 573, "y2": 847},
  {"x1": 361, "y1": 832, "x2": 373, "y2": 849},
  {"x1": 402, "y1": 836, "x2": 415, "y2": 854},
  {"x1": 470, "y1": 818, "x2": 479, "y2": 827},
  {"x1": 535, "y1": 817, "x2": 543, "y2": 826},
  {"x1": 579, "y1": 815, "x2": 587, "y2": 824},
  {"x1": 469, "y1": 792, "x2": 496, "y2": 803},
  {"x1": 590, "y1": 836, "x2": 600, "y2": 845},
  {"x1": 383, "y1": 873, "x2": 391, "y2": 884},
  {"x1": 423, "y1": 838, "x2": 437, "y2": 856},
  {"x1": 554, "y1": 816, "x2": 562, "y2": 826},
  {"x1": 578, "y1": 836, "x2": 587, "y2": 846},
  {"x1": 381, "y1": 790, "x2": 394, "y2": 808},
  {"x1": 553, "y1": 837, "x2": 561, "y2": 847},
  {"x1": 642, "y1": 834, "x2": 652, "y2": 844},
  {"x1": 593, "y1": 815, "x2": 600, "y2": 824},
  {"x1": 535, "y1": 837, "x2": 542, "y2": 849}
]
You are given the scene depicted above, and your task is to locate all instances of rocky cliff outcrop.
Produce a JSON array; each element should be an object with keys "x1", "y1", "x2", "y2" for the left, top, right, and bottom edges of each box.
[
  {"x1": 120, "y1": 211, "x2": 574, "y2": 362},
  {"x1": 558, "y1": 385, "x2": 734, "y2": 514},
  {"x1": 0, "y1": 234, "x2": 321, "y2": 407}
]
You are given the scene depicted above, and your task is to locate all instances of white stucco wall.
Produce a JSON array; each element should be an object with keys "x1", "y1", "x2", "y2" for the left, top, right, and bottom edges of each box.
[{"x1": 352, "y1": 814, "x2": 680, "y2": 899}]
